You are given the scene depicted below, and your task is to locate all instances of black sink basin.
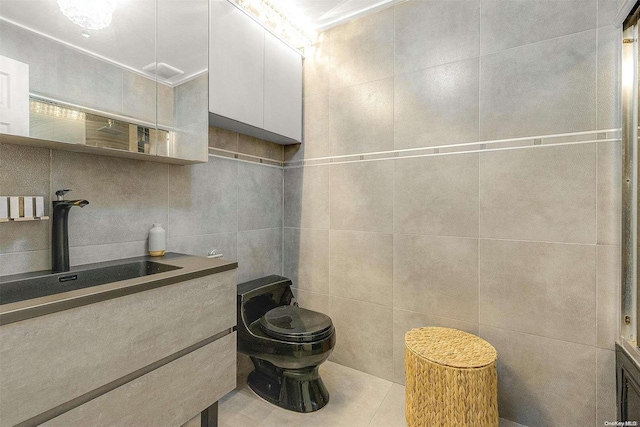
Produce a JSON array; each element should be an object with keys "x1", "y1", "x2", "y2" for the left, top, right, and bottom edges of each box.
[{"x1": 0, "y1": 260, "x2": 182, "y2": 306}]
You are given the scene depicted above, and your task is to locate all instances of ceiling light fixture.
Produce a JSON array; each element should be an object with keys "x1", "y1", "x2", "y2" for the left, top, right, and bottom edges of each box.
[
  {"x1": 232, "y1": 0, "x2": 316, "y2": 48},
  {"x1": 57, "y1": 0, "x2": 117, "y2": 31}
]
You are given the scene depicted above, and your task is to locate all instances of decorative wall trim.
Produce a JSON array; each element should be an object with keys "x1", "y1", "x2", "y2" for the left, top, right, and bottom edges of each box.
[
  {"x1": 208, "y1": 147, "x2": 284, "y2": 168},
  {"x1": 284, "y1": 129, "x2": 622, "y2": 169}
]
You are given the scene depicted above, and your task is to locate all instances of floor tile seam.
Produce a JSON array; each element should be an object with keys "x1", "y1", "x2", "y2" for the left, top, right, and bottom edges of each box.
[{"x1": 366, "y1": 382, "x2": 396, "y2": 427}]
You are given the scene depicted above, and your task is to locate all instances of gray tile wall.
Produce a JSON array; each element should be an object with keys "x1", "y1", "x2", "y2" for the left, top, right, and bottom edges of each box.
[
  {"x1": 285, "y1": 1, "x2": 621, "y2": 426},
  {"x1": 0, "y1": 133, "x2": 284, "y2": 285}
]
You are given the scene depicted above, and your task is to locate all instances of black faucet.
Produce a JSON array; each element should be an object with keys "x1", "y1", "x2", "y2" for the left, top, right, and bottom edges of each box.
[{"x1": 51, "y1": 189, "x2": 89, "y2": 273}]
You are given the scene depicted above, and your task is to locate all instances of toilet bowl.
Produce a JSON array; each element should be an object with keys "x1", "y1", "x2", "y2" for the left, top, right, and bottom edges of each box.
[{"x1": 236, "y1": 275, "x2": 336, "y2": 413}]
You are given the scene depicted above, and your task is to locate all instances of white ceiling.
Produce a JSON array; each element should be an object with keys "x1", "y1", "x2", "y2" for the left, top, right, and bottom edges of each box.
[
  {"x1": 289, "y1": 0, "x2": 395, "y2": 31},
  {"x1": 0, "y1": 0, "x2": 209, "y2": 86},
  {"x1": 0, "y1": 0, "x2": 393, "y2": 83}
]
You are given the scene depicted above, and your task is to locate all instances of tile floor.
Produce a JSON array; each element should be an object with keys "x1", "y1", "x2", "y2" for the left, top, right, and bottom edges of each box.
[{"x1": 219, "y1": 361, "x2": 525, "y2": 427}]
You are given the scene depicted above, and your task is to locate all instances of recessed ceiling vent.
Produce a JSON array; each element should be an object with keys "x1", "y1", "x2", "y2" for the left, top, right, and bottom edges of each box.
[{"x1": 142, "y1": 62, "x2": 184, "y2": 80}]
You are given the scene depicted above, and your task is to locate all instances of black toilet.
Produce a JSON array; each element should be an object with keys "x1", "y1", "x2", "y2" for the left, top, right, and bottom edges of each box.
[{"x1": 236, "y1": 275, "x2": 336, "y2": 413}]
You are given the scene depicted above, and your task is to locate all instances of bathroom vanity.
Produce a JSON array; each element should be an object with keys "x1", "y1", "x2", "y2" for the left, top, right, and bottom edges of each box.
[{"x1": 0, "y1": 253, "x2": 237, "y2": 427}]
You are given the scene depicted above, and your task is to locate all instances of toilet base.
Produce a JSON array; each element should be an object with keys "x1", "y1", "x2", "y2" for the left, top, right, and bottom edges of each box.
[{"x1": 247, "y1": 357, "x2": 330, "y2": 413}]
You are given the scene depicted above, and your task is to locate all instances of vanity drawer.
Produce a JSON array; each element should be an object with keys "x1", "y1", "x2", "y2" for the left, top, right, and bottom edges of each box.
[
  {"x1": 43, "y1": 332, "x2": 236, "y2": 427},
  {"x1": 0, "y1": 269, "x2": 236, "y2": 427}
]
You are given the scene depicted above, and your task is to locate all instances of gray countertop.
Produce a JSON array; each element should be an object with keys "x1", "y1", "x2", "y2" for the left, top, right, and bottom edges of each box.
[{"x1": 0, "y1": 253, "x2": 238, "y2": 325}]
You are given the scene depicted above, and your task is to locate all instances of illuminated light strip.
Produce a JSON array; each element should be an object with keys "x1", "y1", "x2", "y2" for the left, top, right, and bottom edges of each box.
[
  {"x1": 231, "y1": 0, "x2": 316, "y2": 48},
  {"x1": 30, "y1": 99, "x2": 86, "y2": 121},
  {"x1": 314, "y1": 0, "x2": 398, "y2": 31}
]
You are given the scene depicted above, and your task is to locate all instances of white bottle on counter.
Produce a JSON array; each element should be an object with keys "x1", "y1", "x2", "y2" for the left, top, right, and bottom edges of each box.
[{"x1": 148, "y1": 223, "x2": 166, "y2": 257}]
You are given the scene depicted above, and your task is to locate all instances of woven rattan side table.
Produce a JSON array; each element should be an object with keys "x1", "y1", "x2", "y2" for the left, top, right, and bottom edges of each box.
[{"x1": 404, "y1": 327, "x2": 498, "y2": 426}]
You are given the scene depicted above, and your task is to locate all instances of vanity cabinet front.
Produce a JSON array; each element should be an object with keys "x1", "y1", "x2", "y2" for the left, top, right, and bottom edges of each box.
[
  {"x1": 43, "y1": 333, "x2": 236, "y2": 427},
  {"x1": 0, "y1": 269, "x2": 237, "y2": 427}
]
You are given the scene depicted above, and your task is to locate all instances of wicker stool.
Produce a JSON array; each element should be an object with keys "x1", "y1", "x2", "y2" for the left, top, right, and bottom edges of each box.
[{"x1": 404, "y1": 327, "x2": 498, "y2": 427}]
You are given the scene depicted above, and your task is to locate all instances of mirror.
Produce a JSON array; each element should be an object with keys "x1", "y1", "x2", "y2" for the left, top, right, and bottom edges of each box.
[{"x1": 0, "y1": 0, "x2": 208, "y2": 163}]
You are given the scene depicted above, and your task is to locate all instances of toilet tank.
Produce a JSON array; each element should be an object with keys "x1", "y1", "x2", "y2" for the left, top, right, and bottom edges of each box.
[{"x1": 237, "y1": 275, "x2": 295, "y2": 326}]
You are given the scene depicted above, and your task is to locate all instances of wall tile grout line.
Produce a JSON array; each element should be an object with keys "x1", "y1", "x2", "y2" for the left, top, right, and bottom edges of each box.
[
  {"x1": 284, "y1": 227, "x2": 603, "y2": 246},
  {"x1": 297, "y1": 287, "x2": 608, "y2": 352},
  {"x1": 479, "y1": 322, "x2": 605, "y2": 351},
  {"x1": 478, "y1": 236, "x2": 598, "y2": 247},
  {"x1": 481, "y1": 26, "x2": 600, "y2": 60},
  {"x1": 477, "y1": 1, "x2": 483, "y2": 329},
  {"x1": 166, "y1": 164, "x2": 170, "y2": 240},
  {"x1": 281, "y1": 160, "x2": 284, "y2": 277},
  {"x1": 48, "y1": 148, "x2": 53, "y2": 269},
  {"x1": 391, "y1": 4, "x2": 397, "y2": 381}
]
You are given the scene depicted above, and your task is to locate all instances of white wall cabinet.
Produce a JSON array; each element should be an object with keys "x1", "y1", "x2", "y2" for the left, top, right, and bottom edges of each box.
[
  {"x1": 209, "y1": 0, "x2": 302, "y2": 144},
  {"x1": 263, "y1": 31, "x2": 302, "y2": 142},
  {"x1": 209, "y1": 0, "x2": 264, "y2": 130}
]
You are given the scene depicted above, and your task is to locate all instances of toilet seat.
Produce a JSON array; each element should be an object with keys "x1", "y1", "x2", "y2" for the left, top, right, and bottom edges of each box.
[{"x1": 259, "y1": 305, "x2": 333, "y2": 343}]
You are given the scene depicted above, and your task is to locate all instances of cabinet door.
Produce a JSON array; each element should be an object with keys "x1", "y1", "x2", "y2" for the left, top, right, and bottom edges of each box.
[
  {"x1": 263, "y1": 31, "x2": 302, "y2": 141},
  {"x1": 43, "y1": 333, "x2": 236, "y2": 427},
  {"x1": 209, "y1": 0, "x2": 264, "y2": 129},
  {"x1": 0, "y1": 55, "x2": 29, "y2": 137}
]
